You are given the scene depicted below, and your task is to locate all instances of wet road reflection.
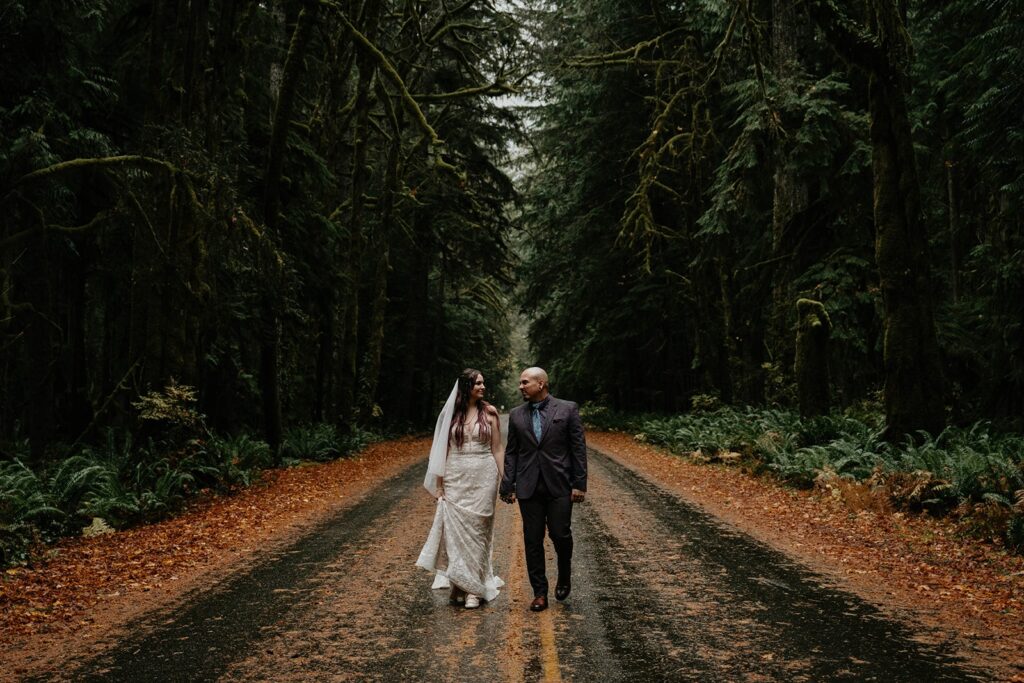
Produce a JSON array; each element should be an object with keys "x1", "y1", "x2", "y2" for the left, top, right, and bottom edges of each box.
[
  {"x1": 55, "y1": 440, "x2": 987, "y2": 682},
  {"x1": 550, "y1": 449, "x2": 982, "y2": 681}
]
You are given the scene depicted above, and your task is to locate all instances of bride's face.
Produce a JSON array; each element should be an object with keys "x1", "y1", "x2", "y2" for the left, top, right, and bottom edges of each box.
[{"x1": 471, "y1": 374, "x2": 486, "y2": 401}]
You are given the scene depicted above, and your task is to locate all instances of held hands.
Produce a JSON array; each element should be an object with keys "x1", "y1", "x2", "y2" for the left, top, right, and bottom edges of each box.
[{"x1": 499, "y1": 491, "x2": 583, "y2": 503}]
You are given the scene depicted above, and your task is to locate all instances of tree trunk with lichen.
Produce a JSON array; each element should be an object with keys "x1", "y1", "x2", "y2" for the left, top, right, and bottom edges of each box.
[
  {"x1": 23, "y1": 229, "x2": 55, "y2": 460},
  {"x1": 260, "y1": 3, "x2": 316, "y2": 453},
  {"x1": 769, "y1": 0, "x2": 810, "y2": 375},
  {"x1": 338, "y1": 0, "x2": 383, "y2": 433},
  {"x1": 805, "y1": 0, "x2": 946, "y2": 438},
  {"x1": 868, "y1": 71, "x2": 945, "y2": 437},
  {"x1": 795, "y1": 298, "x2": 831, "y2": 418},
  {"x1": 358, "y1": 91, "x2": 401, "y2": 422}
]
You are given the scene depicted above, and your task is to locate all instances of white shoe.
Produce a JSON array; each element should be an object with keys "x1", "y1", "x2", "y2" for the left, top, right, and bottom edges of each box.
[{"x1": 464, "y1": 594, "x2": 480, "y2": 609}]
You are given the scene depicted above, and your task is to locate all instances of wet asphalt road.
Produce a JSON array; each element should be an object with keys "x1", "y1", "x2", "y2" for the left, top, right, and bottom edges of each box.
[{"x1": 51, "y1": 436, "x2": 987, "y2": 682}]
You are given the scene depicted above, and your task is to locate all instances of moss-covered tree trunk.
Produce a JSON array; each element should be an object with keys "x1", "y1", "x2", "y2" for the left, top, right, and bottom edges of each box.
[
  {"x1": 391, "y1": 211, "x2": 432, "y2": 424},
  {"x1": 180, "y1": 0, "x2": 210, "y2": 123},
  {"x1": 310, "y1": 23, "x2": 357, "y2": 427},
  {"x1": 806, "y1": 0, "x2": 946, "y2": 437},
  {"x1": 945, "y1": 158, "x2": 961, "y2": 304},
  {"x1": 204, "y1": 0, "x2": 241, "y2": 149},
  {"x1": 691, "y1": 258, "x2": 733, "y2": 404},
  {"x1": 869, "y1": 70, "x2": 945, "y2": 437},
  {"x1": 260, "y1": 4, "x2": 316, "y2": 452},
  {"x1": 157, "y1": 183, "x2": 202, "y2": 388},
  {"x1": 338, "y1": 0, "x2": 383, "y2": 433},
  {"x1": 23, "y1": 229, "x2": 55, "y2": 460},
  {"x1": 795, "y1": 298, "x2": 831, "y2": 418},
  {"x1": 128, "y1": 181, "x2": 169, "y2": 392},
  {"x1": 718, "y1": 258, "x2": 740, "y2": 403},
  {"x1": 358, "y1": 87, "x2": 401, "y2": 421},
  {"x1": 313, "y1": 298, "x2": 335, "y2": 423},
  {"x1": 769, "y1": 0, "x2": 810, "y2": 373},
  {"x1": 145, "y1": 0, "x2": 169, "y2": 121}
]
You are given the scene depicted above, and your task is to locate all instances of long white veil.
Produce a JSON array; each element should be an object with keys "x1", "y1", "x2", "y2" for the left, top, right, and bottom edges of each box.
[{"x1": 423, "y1": 380, "x2": 459, "y2": 497}]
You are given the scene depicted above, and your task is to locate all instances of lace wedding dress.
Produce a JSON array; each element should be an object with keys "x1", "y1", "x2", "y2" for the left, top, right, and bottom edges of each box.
[{"x1": 416, "y1": 422, "x2": 504, "y2": 601}]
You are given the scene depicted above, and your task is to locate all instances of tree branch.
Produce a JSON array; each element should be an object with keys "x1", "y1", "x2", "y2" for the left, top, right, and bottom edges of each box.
[
  {"x1": 413, "y1": 80, "x2": 518, "y2": 102},
  {"x1": 332, "y1": 10, "x2": 441, "y2": 145},
  {"x1": 568, "y1": 26, "x2": 692, "y2": 67},
  {"x1": 800, "y1": 0, "x2": 888, "y2": 75},
  {"x1": 14, "y1": 155, "x2": 178, "y2": 187},
  {"x1": 426, "y1": 0, "x2": 479, "y2": 43}
]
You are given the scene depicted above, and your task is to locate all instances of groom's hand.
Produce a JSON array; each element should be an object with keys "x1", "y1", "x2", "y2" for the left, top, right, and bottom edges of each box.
[
  {"x1": 500, "y1": 492, "x2": 516, "y2": 504},
  {"x1": 571, "y1": 489, "x2": 586, "y2": 503}
]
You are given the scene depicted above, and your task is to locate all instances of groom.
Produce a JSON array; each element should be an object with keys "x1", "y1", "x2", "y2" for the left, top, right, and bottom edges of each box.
[{"x1": 500, "y1": 367, "x2": 587, "y2": 612}]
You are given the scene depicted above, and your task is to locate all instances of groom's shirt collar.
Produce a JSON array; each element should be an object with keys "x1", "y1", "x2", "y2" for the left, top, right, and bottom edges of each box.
[{"x1": 529, "y1": 396, "x2": 551, "y2": 411}]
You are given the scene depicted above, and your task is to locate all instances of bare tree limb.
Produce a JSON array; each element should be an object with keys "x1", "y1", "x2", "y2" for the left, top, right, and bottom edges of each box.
[
  {"x1": 413, "y1": 80, "x2": 518, "y2": 101},
  {"x1": 800, "y1": 0, "x2": 888, "y2": 75},
  {"x1": 568, "y1": 26, "x2": 692, "y2": 67},
  {"x1": 14, "y1": 155, "x2": 178, "y2": 188},
  {"x1": 324, "y1": 6, "x2": 441, "y2": 145}
]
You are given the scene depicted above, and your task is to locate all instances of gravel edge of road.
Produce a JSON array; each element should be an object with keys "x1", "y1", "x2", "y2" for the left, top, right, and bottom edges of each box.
[
  {"x1": 4, "y1": 429, "x2": 1022, "y2": 680},
  {"x1": 587, "y1": 431, "x2": 1024, "y2": 681},
  {"x1": 0, "y1": 438, "x2": 431, "y2": 680}
]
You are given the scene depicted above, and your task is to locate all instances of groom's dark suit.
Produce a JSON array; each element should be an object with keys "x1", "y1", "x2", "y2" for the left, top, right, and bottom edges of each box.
[{"x1": 501, "y1": 396, "x2": 587, "y2": 598}]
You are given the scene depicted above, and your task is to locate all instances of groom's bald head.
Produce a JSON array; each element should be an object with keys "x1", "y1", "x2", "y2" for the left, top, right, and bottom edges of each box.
[
  {"x1": 519, "y1": 367, "x2": 550, "y2": 402},
  {"x1": 524, "y1": 367, "x2": 548, "y2": 383}
]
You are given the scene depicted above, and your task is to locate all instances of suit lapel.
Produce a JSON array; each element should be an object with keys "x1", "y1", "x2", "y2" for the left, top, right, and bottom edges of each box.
[
  {"x1": 537, "y1": 400, "x2": 558, "y2": 446},
  {"x1": 518, "y1": 406, "x2": 539, "y2": 446}
]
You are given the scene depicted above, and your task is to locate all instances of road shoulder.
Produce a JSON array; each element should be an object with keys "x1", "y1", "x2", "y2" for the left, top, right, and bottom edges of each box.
[
  {"x1": 0, "y1": 437, "x2": 430, "y2": 680},
  {"x1": 587, "y1": 431, "x2": 1024, "y2": 681}
]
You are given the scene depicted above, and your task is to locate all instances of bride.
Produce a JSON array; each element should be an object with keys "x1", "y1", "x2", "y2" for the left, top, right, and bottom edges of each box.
[{"x1": 416, "y1": 369, "x2": 505, "y2": 608}]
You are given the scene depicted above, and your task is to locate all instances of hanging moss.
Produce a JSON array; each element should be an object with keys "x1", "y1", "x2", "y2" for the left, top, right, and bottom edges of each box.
[{"x1": 795, "y1": 298, "x2": 831, "y2": 418}]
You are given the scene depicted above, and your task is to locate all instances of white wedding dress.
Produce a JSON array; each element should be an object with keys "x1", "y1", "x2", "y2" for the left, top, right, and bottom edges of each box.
[{"x1": 416, "y1": 422, "x2": 504, "y2": 601}]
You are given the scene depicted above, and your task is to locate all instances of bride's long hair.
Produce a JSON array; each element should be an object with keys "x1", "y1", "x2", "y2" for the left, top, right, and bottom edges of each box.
[{"x1": 450, "y1": 368, "x2": 492, "y2": 448}]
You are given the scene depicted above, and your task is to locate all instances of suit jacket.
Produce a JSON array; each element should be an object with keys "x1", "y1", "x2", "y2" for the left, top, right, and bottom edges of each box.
[{"x1": 500, "y1": 396, "x2": 587, "y2": 499}]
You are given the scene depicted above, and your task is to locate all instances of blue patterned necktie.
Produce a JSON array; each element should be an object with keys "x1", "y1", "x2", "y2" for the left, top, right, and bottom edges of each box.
[{"x1": 531, "y1": 404, "x2": 542, "y2": 441}]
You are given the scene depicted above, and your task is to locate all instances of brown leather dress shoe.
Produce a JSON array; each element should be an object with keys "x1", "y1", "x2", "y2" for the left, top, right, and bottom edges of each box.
[
  {"x1": 555, "y1": 582, "x2": 571, "y2": 601},
  {"x1": 529, "y1": 596, "x2": 548, "y2": 612}
]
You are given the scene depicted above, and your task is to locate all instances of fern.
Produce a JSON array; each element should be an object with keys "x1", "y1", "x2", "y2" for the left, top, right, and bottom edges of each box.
[
  {"x1": 0, "y1": 459, "x2": 61, "y2": 531},
  {"x1": 282, "y1": 424, "x2": 340, "y2": 463}
]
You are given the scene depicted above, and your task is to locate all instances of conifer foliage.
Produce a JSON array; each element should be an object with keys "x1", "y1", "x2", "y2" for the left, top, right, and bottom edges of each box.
[
  {"x1": 521, "y1": 0, "x2": 1023, "y2": 435},
  {"x1": 0, "y1": 0, "x2": 525, "y2": 458}
]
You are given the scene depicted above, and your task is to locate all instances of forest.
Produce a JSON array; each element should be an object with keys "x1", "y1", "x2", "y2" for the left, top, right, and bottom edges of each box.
[{"x1": 2, "y1": 0, "x2": 1023, "y2": 562}]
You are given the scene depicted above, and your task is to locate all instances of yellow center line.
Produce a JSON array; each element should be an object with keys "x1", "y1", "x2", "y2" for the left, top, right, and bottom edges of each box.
[
  {"x1": 503, "y1": 505, "x2": 526, "y2": 683},
  {"x1": 537, "y1": 608, "x2": 563, "y2": 683},
  {"x1": 503, "y1": 503, "x2": 563, "y2": 683}
]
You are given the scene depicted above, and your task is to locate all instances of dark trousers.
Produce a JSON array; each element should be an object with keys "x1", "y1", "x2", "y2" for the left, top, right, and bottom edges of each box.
[{"x1": 518, "y1": 479, "x2": 573, "y2": 598}]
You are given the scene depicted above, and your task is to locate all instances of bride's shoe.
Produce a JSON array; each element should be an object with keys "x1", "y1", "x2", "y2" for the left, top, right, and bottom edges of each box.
[{"x1": 464, "y1": 594, "x2": 480, "y2": 609}]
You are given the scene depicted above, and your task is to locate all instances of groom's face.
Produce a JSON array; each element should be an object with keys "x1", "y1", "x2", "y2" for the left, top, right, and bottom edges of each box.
[{"x1": 519, "y1": 373, "x2": 544, "y2": 402}]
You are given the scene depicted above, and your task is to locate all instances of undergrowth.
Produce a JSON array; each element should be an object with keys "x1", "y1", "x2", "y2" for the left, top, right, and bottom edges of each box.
[
  {"x1": 0, "y1": 383, "x2": 381, "y2": 567},
  {"x1": 585, "y1": 403, "x2": 1024, "y2": 552}
]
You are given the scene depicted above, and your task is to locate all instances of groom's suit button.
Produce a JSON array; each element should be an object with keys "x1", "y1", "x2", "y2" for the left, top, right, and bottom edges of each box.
[{"x1": 529, "y1": 596, "x2": 548, "y2": 612}]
